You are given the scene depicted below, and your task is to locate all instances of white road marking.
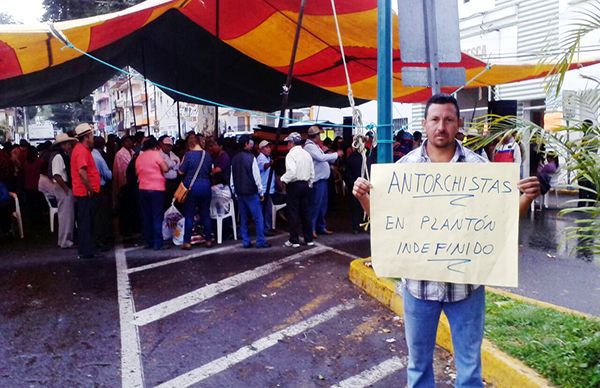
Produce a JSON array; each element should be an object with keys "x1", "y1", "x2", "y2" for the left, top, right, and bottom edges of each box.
[
  {"x1": 126, "y1": 236, "x2": 282, "y2": 274},
  {"x1": 127, "y1": 245, "x2": 234, "y2": 274},
  {"x1": 133, "y1": 246, "x2": 330, "y2": 326},
  {"x1": 331, "y1": 356, "x2": 407, "y2": 388},
  {"x1": 115, "y1": 244, "x2": 145, "y2": 387},
  {"x1": 156, "y1": 300, "x2": 359, "y2": 388},
  {"x1": 316, "y1": 243, "x2": 362, "y2": 260}
]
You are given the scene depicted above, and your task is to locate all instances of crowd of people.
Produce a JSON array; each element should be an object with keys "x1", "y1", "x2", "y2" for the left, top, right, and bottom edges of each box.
[
  {"x1": 0, "y1": 112, "x2": 568, "y2": 256},
  {"x1": 0, "y1": 123, "x2": 378, "y2": 256}
]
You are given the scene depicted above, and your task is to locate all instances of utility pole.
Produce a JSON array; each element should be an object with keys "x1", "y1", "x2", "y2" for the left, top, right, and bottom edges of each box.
[{"x1": 377, "y1": 0, "x2": 393, "y2": 163}]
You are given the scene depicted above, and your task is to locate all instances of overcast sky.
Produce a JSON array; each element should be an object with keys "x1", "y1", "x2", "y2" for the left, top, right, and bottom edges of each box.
[{"x1": 1, "y1": 0, "x2": 44, "y2": 24}]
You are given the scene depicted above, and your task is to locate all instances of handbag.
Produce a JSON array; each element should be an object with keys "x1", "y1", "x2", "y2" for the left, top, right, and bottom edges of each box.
[{"x1": 174, "y1": 150, "x2": 206, "y2": 203}]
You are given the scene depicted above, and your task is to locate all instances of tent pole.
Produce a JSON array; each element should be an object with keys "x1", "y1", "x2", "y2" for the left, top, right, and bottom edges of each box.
[
  {"x1": 128, "y1": 67, "x2": 137, "y2": 135},
  {"x1": 264, "y1": 0, "x2": 307, "y2": 213},
  {"x1": 177, "y1": 101, "x2": 182, "y2": 140},
  {"x1": 377, "y1": 0, "x2": 393, "y2": 163},
  {"x1": 141, "y1": 42, "x2": 152, "y2": 135},
  {"x1": 214, "y1": 0, "x2": 220, "y2": 136}
]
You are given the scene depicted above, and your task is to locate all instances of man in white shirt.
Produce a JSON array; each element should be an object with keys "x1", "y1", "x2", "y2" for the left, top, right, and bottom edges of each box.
[
  {"x1": 281, "y1": 132, "x2": 315, "y2": 248},
  {"x1": 303, "y1": 126, "x2": 342, "y2": 237},
  {"x1": 257, "y1": 140, "x2": 276, "y2": 236},
  {"x1": 50, "y1": 133, "x2": 77, "y2": 248}
]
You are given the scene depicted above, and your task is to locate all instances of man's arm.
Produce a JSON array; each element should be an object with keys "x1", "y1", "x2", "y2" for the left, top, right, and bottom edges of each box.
[
  {"x1": 304, "y1": 143, "x2": 338, "y2": 163},
  {"x1": 96, "y1": 154, "x2": 112, "y2": 181},
  {"x1": 159, "y1": 160, "x2": 169, "y2": 173},
  {"x1": 252, "y1": 158, "x2": 264, "y2": 196},
  {"x1": 281, "y1": 154, "x2": 297, "y2": 184},
  {"x1": 78, "y1": 167, "x2": 94, "y2": 195},
  {"x1": 53, "y1": 175, "x2": 69, "y2": 194}
]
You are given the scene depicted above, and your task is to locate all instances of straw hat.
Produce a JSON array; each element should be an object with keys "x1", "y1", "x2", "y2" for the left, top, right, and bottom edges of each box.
[
  {"x1": 307, "y1": 126, "x2": 321, "y2": 136},
  {"x1": 75, "y1": 123, "x2": 93, "y2": 137},
  {"x1": 53, "y1": 133, "x2": 77, "y2": 145}
]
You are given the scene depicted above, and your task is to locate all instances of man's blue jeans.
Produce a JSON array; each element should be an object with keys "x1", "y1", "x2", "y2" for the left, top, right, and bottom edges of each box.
[
  {"x1": 237, "y1": 194, "x2": 265, "y2": 246},
  {"x1": 403, "y1": 285, "x2": 485, "y2": 388},
  {"x1": 310, "y1": 179, "x2": 328, "y2": 233}
]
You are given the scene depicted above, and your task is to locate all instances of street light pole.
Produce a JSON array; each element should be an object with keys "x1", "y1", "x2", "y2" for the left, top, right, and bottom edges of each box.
[{"x1": 377, "y1": 0, "x2": 393, "y2": 164}]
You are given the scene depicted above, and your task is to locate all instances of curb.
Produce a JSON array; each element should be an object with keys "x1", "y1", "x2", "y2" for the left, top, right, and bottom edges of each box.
[{"x1": 349, "y1": 259, "x2": 551, "y2": 388}]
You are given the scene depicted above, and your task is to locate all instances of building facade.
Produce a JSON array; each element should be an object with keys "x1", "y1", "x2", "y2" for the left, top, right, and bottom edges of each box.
[{"x1": 409, "y1": 0, "x2": 600, "y2": 132}]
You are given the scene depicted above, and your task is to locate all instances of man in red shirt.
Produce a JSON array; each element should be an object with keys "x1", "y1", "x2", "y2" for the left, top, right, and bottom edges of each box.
[{"x1": 70, "y1": 123, "x2": 102, "y2": 259}]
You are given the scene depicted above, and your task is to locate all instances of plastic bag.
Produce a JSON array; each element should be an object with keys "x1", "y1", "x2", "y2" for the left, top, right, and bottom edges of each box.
[
  {"x1": 172, "y1": 217, "x2": 185, "y2": 246},
  {"x1": 162, "y1": 203, "x2": 183, "y2": 240},
  {"x1": 210, "y1": 184, "x2": 232, "y2": 216}
]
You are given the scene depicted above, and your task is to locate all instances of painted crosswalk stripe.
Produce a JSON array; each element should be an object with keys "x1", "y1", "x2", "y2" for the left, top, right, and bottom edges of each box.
[
  {"x1": 115, "y1": 244, "x2": 145, "y2": 387},
  {"x1": 127, "y1": 236, "x2": 281, "y2": 274},
  {"x1": 133, "y1": 245, "x2": 330, "y2": 326},
  {"x1": 127, "y1": 245, "x2": 235, "y2": 274},
  {"x1": 156, "y1": 300, "x2": 359, "y2": 388},
  {"x1": 316, "y1": 243, "x2": 362, "y2": 260},
  {"x1": 331, "y1": 356, "x2": 407, "y2": 388}
]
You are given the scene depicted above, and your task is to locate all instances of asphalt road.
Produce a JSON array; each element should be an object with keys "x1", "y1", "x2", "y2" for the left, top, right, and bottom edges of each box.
[
  {"x1": 0, "y1": 227, "x2": 455, "y2": 387},
  {"x1": 1, "y1": 194, "x2": 598, "y2": 386}
]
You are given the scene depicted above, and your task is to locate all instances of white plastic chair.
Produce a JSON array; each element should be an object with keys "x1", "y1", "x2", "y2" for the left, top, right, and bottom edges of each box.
[
  {"x1": 272, "y1": 203, "x2": 286, "y2": 229},
  {"x1": 210, "y1": 198, "x2": 237, "y2": 244},
  {"x1": 43, "y1": 194, "x2": 58, "y2": 232},
  {"x1": 9, "y1": 192, "x2": 24, "y2": 239}
]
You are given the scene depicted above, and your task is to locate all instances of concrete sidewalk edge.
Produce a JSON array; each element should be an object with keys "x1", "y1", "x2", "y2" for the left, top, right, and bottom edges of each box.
[{"x1": 348, "y1": 259, "x2": 551, "y2": 388}]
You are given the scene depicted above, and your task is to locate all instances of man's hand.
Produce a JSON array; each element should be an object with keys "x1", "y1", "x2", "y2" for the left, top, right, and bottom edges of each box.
[
  {"x1": 352, "y1": 177, "x2": 371, "y2": 199},
  {"x1": 337, "y1": 150, "x2": 344, "y2": 158},
  {"x1": 517, "y1": 176, "x2": 541, "y2": 216},
  {"x1": 518, "y1": 176, "x2": 541, "y2": 201},
  {"x1": 352, "y1": 177, "x2": 372, "y2": 217}
]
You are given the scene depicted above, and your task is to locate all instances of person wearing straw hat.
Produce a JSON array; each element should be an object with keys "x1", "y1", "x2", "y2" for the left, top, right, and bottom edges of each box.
[
  {"x1": 303, "y1": 125, "x2": 342, "y2": 238},
  {"x1": 49, "y1": 133, "x2": 77, "y2": 249},
  {"x1": 70, "y1": 123, "x2": 102, "y2": 259}
]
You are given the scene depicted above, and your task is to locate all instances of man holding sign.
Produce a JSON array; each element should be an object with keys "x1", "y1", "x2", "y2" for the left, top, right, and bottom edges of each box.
[{"x1": 353, "y1": 94, "x2": 540, "y2": 387}]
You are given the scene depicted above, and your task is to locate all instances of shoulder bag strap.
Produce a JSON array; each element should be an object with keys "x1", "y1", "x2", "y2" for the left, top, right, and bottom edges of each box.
[{"x1": 188, "y1": 150, "x2": 206, "y2": 189}]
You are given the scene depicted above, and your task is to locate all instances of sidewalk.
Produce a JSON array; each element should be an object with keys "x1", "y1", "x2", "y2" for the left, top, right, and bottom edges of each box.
[{"x1": 520, "y1": 192, "x2": 600, "y2": 316}]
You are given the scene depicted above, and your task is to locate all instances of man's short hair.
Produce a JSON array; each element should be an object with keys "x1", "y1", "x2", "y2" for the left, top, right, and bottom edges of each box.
[
  {"x1": 424, "y1": 93, "x2": 460, "y2": 119},
  {"x1": 238, "y1": 134, "x2": 252, "y2": 146}
]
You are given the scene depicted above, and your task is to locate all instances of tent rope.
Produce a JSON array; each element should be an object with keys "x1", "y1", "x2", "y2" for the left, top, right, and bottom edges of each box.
[
  {"x1": 330, "y1": 0, "x2": 371, "y2": 181},
  {"x1": 48, "y1": 22, "x2": 391, "y2": 131},
  {"x1": 330, "y1": 0, "x2": 370, "y2": 230}
]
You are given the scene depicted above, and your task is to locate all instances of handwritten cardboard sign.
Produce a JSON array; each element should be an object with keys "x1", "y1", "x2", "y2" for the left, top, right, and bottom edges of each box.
[{"x1": 370, "y1": 163, "x2": 520, "y2": 287}]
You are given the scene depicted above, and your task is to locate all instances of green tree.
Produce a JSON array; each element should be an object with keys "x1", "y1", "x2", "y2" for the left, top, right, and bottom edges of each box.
[
  {"x1": 42, "y1": 0, "x2": 143, "y2": 22},
  {"x1": 0, "y1": 12, "x2": 18, "y2": 24},
  {"x1": 41, "y1": 0, "x2": 144, "y2": 131}
]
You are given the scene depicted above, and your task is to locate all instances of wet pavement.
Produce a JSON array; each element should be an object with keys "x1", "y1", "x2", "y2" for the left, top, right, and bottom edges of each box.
[
  {"x1": 1, "y1": 193, "x2": 598, "y2": 386},
  {"x1": 514, "y1": 195, "x2": 600, "y2": 316},
  {"x1": 0, "y1": 219, "x2": 455, "y2": 387}
]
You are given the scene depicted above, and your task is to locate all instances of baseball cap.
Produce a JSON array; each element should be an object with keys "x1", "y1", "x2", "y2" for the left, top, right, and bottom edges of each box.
[
  {"x1": 258, "y1": 140, "x2": 271, "y2": 149},
  {"x1": 284, "y1": 132, "x2": 302, "y2": 144}
]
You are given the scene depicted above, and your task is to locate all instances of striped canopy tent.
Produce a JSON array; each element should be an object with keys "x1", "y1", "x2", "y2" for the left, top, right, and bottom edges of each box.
[{"x1": 0, "y1": 0, "x2": 593, "y2": 111}]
